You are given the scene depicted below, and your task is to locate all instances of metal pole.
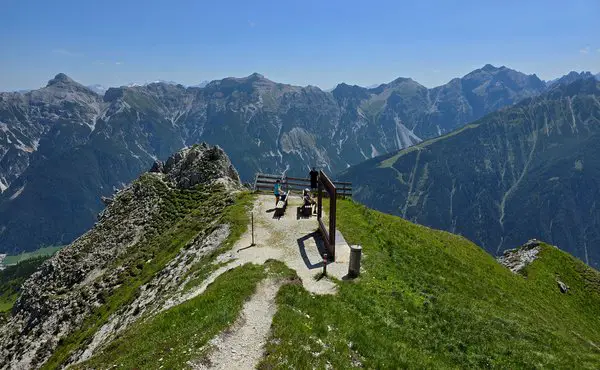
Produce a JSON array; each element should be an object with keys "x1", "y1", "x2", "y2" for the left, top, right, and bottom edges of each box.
[{"x1": 251, "y1": 212, "x2": 255, "y2": 246}]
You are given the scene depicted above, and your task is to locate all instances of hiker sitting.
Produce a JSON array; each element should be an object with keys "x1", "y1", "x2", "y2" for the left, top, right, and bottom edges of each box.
[{"x1": 303, "y1": 188, "x2": 316, "y2": 214}]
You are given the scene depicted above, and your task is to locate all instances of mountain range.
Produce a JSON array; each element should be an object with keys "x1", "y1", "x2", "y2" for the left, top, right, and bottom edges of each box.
[
  {"x1": 0, "y1": 65, "x2": 552, "y2": 254},
  {"x1": 340, "y1": 78, "x2": 600, "y2": 268}
]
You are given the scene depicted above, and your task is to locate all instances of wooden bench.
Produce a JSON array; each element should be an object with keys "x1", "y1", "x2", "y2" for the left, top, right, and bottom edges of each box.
[
  {"x1": 299, "y1": 204, "x2": 312, "y2": 218},
  {"x1": 274, "y1": 191, "x2": 291, "y2": 217}
]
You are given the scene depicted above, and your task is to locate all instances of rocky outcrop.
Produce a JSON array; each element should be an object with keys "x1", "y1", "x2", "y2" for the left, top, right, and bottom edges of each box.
[
  {"x1": 557, "y1": 280, "x2": 569, "y2": 293},
  {"x1": 497, "y1": 239, "x2": 543, "y2": 274},
  {"x1": 0, "y1": 144, "x2": 241, "y2": 369},
  {"x1": 156, "y1": 143, "x2": 240, "y2": 190},
  {"x1": 72, "y1": 224, "x2": 231, "y2": 364}
]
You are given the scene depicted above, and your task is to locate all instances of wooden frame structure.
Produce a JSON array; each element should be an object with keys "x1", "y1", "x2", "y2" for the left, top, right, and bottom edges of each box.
[{"x1": 317, "y1": 170, "x2": 337, "y2": 260}]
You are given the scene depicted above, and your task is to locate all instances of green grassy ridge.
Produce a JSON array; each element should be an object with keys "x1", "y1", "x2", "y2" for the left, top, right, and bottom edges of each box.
[
  {"x1": 181, "y1": 192, "x2": 256, "y2": 291},
  {"x1": 260, "y1": 199, "x2": 600, "y2": 369},
  {"x1": 378, "y1": 123, "x2": 480, "y2": 169},
  {"x1": 0, "y1": 257, "x2": 50, "y2": 314},
  {"x1": 75, "y1": 260, "x2": 298, "y2": 369},
  {"x1": 75, "y1": 263, "x2": 264, "y2": 369},
  {"x1": 1, "y1": 246, "x2": 63, "y2": 266},
  {"x1": 41, "y1": 178, "x2": 241, "y2": 369}
]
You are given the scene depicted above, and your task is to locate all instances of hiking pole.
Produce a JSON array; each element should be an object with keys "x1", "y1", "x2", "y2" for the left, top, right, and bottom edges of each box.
[{"x1": 323, "y1": 253, "x2": 328, "y2": 276}]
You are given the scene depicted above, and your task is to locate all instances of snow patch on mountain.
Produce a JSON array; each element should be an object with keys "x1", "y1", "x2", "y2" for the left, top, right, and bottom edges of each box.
[
  {"x1": 394, "y1": 116, "x2": 421, "y2": 149},
  {"x1": 370, "y1": 144, "x2": 379, "y2": 158},
  {"x1": 9, "y1": 184, "x2": 25, "y2": 200}
]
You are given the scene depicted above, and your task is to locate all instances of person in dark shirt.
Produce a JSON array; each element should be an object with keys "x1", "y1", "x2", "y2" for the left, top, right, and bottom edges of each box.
[
  {"x1": 309, "y1": 167, "x2": 318, "y2": 189},
  {"x1": 303, "y1": 188, "x2": 316, "y2": 214}
]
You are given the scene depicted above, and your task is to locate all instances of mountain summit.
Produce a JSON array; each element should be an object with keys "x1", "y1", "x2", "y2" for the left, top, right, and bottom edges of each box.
[{"x1": 46, "y1": 73, "x2": 78, "y2": 87}]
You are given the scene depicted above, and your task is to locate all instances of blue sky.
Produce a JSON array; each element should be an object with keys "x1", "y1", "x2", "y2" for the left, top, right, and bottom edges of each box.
[{"x1": 0, "y1": 0, "x2": 598, "y2": 91}]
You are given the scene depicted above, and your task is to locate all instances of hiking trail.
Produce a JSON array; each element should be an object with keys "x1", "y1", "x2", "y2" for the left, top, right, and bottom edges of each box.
[{"x1": 190, "y1": 193, "x2": 352, "y2": 368}]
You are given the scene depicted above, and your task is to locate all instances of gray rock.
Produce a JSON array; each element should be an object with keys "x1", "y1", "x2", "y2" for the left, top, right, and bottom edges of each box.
[
  {"x1": 149, "y1": 160, "x2": 164, "y2": 173},
  {"x1": 497, "y1": 239, "x2": 542, "y2": 274},
  {"x1": 557, "y1": 280, "x2": 569, "y2": 294},
  {"x1": 162, "y1": 144, "x2": 241, "y2": 190}
]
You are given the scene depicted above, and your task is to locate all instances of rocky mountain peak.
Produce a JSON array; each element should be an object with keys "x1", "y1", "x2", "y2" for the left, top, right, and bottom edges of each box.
[
  {"x1": 203, "y1": 73, "x2": 276, "y2": 92},
  {"x1": 150, "y1": 143, "x2": 241, "y2": 190},
  {"x1": 548, "y1": 71, "x2": 597, "y2": 88},
  {"x1": 47, "y1": 73, "x2": 77, "y2": 87},
  {"x1": 388, "y1": 76, "x2": 419, "y2": 86},
  {"x1": 248, "y1": 72, "x2": 265, "y2": 80},
  {"x1": 481, "y1": 63, "x2": 501, "y2": 72},
  {"x1": 332, "y1": 83, "x2": 369, "y2": 98}
]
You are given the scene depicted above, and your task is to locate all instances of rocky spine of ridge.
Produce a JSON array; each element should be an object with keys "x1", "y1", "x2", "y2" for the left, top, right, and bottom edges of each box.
[
  {"x1": 0, "y1": 144, "x2": 241, "y2": 369},
  {"x1": 150, "y1": 143, "x2": 241, "y2": 190}
]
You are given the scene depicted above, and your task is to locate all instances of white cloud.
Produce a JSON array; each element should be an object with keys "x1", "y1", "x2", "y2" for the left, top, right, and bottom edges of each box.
[
  {"x1": 432, "y1": 69, "x2": 441, "y2": 73},
  {"x1": 115, "y1": 62, "x2": 123, "y2": 65},
  {"x1": 52, "y1": 48, "x2": 83, "y2": 57},
  {"x1": 597, "y1": 48, "x2": 600, "y2": 53},
  {"x1": 580, "y1": 46, "x2": 591, "y2": 54},
  {"x1": 248, "y1": 20, "x2": 256, "y2": 28}
]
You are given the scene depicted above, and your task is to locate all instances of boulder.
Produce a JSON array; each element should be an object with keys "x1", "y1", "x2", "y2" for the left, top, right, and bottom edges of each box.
[
  {"x1": 557, "y1": 280, "x2": 569, "y2": 294},
  {"x1": 149, "y1": 160, "x2": 164, "y2": 173},
  {"x1": 497, "y1": 239, "x2": 542, "y2": 274}
]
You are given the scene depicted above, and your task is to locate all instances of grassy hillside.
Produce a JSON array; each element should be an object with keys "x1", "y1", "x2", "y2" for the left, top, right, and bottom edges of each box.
[
  {"x1": 40, "y1": 180, "x2": 254, "y2": 369},
  {"x1": 260, "y1": 199, "x2": 600, "y2": 368},
  {"x1": 0, "y1": 257, "x2": 49, "y2": 314},
  {"x1": 1, "y1": 246, "x2": 62, "y2": 266},
  {"x1": 58, "y1": 195, "x2": 600, "y2": 368},
  {"x1": 74, "y1": 261, "x2": 296, "y2": 369}
]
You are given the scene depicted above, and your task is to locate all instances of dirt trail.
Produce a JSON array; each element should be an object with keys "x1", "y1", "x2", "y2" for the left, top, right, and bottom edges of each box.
[
  {"x1": 191, "y1": 278, "x2": 282, "y2": 370},
  {"x1": 179, "y1": 193, "x2": 351, "y2": 304},
  {"x1": 227, "y1": 193, "x2": 351, "y2": 294},
  {"x1": 189, "y1": 193, "x2": 353, "y2": 369}
]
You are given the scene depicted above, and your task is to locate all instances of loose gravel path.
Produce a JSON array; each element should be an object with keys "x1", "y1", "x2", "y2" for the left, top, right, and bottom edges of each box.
[{"x1": 191, "y1": 193, "x2": 352, "y2": 369}]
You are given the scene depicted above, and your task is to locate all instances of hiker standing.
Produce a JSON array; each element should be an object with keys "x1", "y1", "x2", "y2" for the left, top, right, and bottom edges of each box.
[
  {"x1": 274, "y1": 179, "x2": 283, "y2": 205},
  {"x1": 309, "y1": 167, "x2": 318, "y2": 190}
]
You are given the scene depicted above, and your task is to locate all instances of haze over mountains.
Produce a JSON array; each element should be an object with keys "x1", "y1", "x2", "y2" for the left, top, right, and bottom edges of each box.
[
  {"x1": 341, "y1": 78, "x2": 600, "y2": 267},
  {"x1": 0, "y1": 65, "x2": 596, "y2": 259}
]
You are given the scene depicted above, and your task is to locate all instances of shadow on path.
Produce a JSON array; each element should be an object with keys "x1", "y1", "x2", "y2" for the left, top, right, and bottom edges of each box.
[{"x1": 297, "y1": 232, "x2": 328, "y2": 270}]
